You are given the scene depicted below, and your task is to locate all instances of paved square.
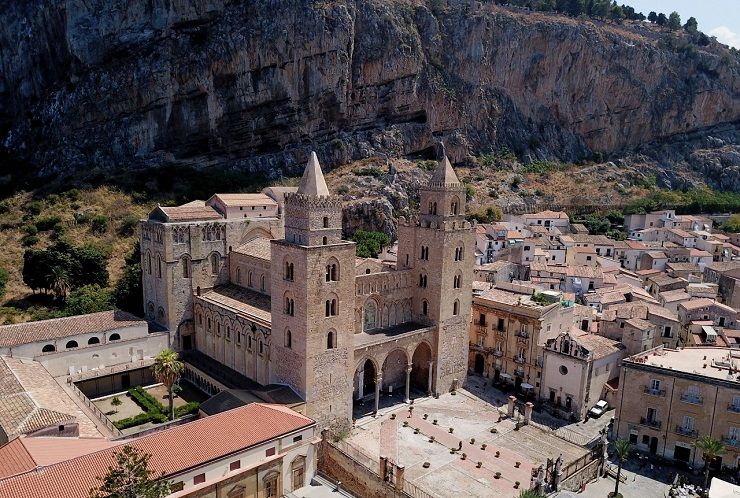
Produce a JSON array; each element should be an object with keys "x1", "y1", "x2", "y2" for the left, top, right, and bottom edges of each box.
[{"x1": 348, "y1": 390, "x2": 589, "y2": 497}]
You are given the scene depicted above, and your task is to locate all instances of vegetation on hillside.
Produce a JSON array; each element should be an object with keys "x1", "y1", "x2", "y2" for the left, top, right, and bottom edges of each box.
[{"x1": 351, "y1": 230, "x2": 391, "y2": 258}]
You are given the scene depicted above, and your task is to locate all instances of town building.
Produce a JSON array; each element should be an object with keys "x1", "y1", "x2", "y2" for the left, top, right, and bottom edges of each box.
[
  {"x1": 0, "y1": 403, "x2": 317, "y2": 498},
  {"x1": 541, "y1": 329, "x2": 625, "y2": 420},
  {"x1": 469, "y1": 287, "x2": 576, "y2": 394},
  {"x1": 614, "y1": 346, "x2": 740, "y2": 470},
  {"x1": 140, "y1": 150, "x2": 474, "y2": 427}
]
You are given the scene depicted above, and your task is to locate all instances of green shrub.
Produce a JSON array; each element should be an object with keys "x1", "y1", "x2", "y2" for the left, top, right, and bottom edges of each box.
[
  {"x1": 118, "y1": 214, "x2": 139, "y2": 237},
  {"x1": 337, "y1": 185, "x2": 350, "y2": 195},
  {"x1": 351, "y1": 230, "x2": 391, "y2": 258},
  {"x1": 74, "y1": 211, "x2": 92, "y2": 224},
  {"x1": 90, "y1": 215, "x2": 109, "y2": 234},
  {"x1": 21, "y1": 234, "x2": 39, "y2": 247},
  {"x1": 0, "y1": 268, "x2": 8, "y2": 300},
  {"x1": 23, "y1": 201, "x2": 43, "y2": 216},
  {"x1": 174, "y1": 402, "x2": 200, "y2": 418},
  {"x1": 353, "y1": 167, "x2": 382, "y2": 177},
  {"x1": 417, "y1": 160, "x2": 437, "y2": 172},
  {"x1": 22, "y1": 224, "x2": 38, "y2": 236},
  {"x1": 36, "y1": 215, "x2": 63, "y2": 231},
  {"x1": 128, "y1": 387, "x2": 166, "y2": 414},
  {"x1": 65, "y1": 189, "x2": 80, "y2": 201}
]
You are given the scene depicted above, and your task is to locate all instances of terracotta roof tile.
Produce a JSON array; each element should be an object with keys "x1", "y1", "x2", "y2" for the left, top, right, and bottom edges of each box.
[
  {"x1": 0, "y1": 439, "x2": 35, "y2": 479},
  {"x1": 157, "y1": 204, "x2": 222, "y2": 222},
  {"x1": 0, "y1": 404, "x2": 314, "y2": 498},
  {"x1": 233, "y1": 237, "x2": 273, "y2": 261},
  {"x1": 0, "y1": 310, "x2": 144, "y2": 348},
  {"x1": 209, "y1": 193, "x2": 277, "y2": 207}
]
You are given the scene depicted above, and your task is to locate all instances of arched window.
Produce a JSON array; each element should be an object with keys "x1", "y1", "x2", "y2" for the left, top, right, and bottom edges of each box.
[
  {"x1": 109, "y1": 333, "x2": 121, "y2": 342},
  {"x1": 146, "y1": 252, "x2": 152, "y2": 275},
  {"x1": 453, "y1": 273, "x2": 462, "y2": 289},
  {"x1": 285, "y1": 329, "x2": 292, "y2": 348},
  {"x1": 432, "y1": 202, "x2": 437, "y2": 215},
  {"x1": 455, "y1": 244, "x2": 464, "y2": 261},
  {"x1": 450, "y1": 198, "x2": 459, "y2": 215},
  {"x1": 419, "y1": 273, "x2": 427, "y2": 288},
  {"x1": 260, "y1": 275, "x2": 265, "y2": 291},
  {"x1": 420, "y1": 246, "x2": 429, "y2": 261},
  {"x1": 88, "y1": 337, "x2": 100, "y2": 345},
  {"x1": 325, "y1": 299, "x2": 337, "y2": 317},
  {"x1": 65, "y1": 340, "x2": 78, "y2": 349},
  {"x1": 42, "y1": 344, "x2": 55, "y2": 353},
  {"x1": 248, "y1": 271, "x2": 253, "y2": 287},
  {"x1": 258, "y1": 340, "x2": 264, "y2": 355},
  {"x1": 181, "y1": 257, "x2": 190, "y2": 278},
  {"x1": 422, "y1": 300, "x2": 428, "y2": 316},
  {"x1": 285, "y1": 297, "x2": 294, "y2": 316},
  {"x1": 364, "y1": 300, "x2": 377, "y2": 331},
  {"x1": 323, "y1": 216, "x2": 329, "y2": 228},
  {"x1": 322, "y1": 236, "x2": 328, "y2": 245},
  {"x1": 327, "y1": 331, "x2": 335, "y2": 349},
  {"x1": 236, "y1": 267, "x2": 241, "y2": 284},
  {"x1": 147, "y1": 302, "x2": 154, "y2": 319},
  {"x1": 211, "y1": 253, "x2": 219, "y2": 274},
  {"x1": 453, "y1": 299, "x2": 460, "y2": 316},
  {"x1": 325, "y1": 262, "x2": 339, "y2": 282},
  {"x1": 284, "y1": 261, "x2": 294, "y2": 281},
  {"x1": 156, "y1": 254, "x2": 162, "y2": 278}
]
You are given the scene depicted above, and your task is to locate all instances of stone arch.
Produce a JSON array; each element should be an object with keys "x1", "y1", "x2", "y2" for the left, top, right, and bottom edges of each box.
[
  {"x1": 354, "y1": 357, "x2": 379, "y2": 401},
  {"x1": 109, "y1": 333, "x2": 121, "y2": 341},
  {"x1": 241, "y1": 226, "x2": 273, "y2": 244},
  {"x1": 326, "y1": 329, "x2": 336, "y2": 349},
  {"x1": 324, "y1": 292, "x2": 339, "y2": 317},
  {"x1": 411, "y1": 342, "x2": 433, "y2": 393},
  {"x1": 325, "y1": 256, "x2": 340, "y2": 282},
  {"x1": 381, "y1": 304, "x2": 389, "y2": 328},
  {"x1": 209, "y1": 251, "x2": 221, "y2": 274},
  {"x1": 283, "y1": 256, "x2": 295, "y2": 281},
  {"x1": 450, "y1": 195, "x2": 460, "y2": 215},
  {"x1": 363, "y1": 298, "x2": 378, "y2": 331},
  {"x1": 87, "y1": 337, "x2": 100, "y2": 345},
  {"x1": 455, "y1": 240, "x2": 465, "y2": 261},
  {"x1": 146, "y1": 301, "x2": 155, "y2": 320},
  {"x1": 181, "y1": 255, "x2": 191, "y2": 278},
  {"x1": 382, "y1": 348, "x2": 408, "y2": 393},
  {"x1": 283, "y1": 291, "x2": 295, "y2": 316},
  {"x1": 42, "y1": 344, "x2": 55, "y2": 353}
]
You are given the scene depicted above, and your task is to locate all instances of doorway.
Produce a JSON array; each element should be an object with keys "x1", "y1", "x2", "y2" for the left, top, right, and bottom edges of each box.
[
  {"x1": 362, "y1": 359, "x2": 376, "y2": 397},
  {"x1": 650, "y1": 437, "x2": 658, "y2": 454},
  {"x1": 182, "y1": 335, "x2": 192, "y2": 351},
  {"x1": 121, "y1": 374, "x2": 130, "y2": 390},
  {"x1": 674, "y1": 445, "x2": 691, "y2": 463},
  {"x1": 474, "y1": 354, "x2": 485, "y2": 375}
]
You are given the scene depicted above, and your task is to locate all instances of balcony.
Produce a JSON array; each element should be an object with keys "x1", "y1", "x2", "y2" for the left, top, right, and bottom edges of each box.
[
  {"x1": 644, "y1": 387, "x2": 666, "y2": 397},
  {"x1": 728, "y1": 404, "x2": 740, "y2": 413},
  {"x1": 515, "y1": 330, "x2": 529, "y2": 339},
  {"x1": 640, "y1": 417, "x2": 662, "y2": 429},
  {"x1": 516, "y1": 336, "x2": 529, "y2": 345},
  {"x1": 474, "y1": 320, "x2": 487, "y2": 327},
  {"x1": 535, "y1": 358, "x2": 543, "y2": 368},
  {"x1": 476, "y1": 325, "x2": 488, "y2": 335},
  {"x1": 723, "y1": 436, "x2": 740, "y2": 447},
  {"x1": 675, "y1": 425, "x2": 698, "y2": 438},
  {"x1": 493, "y1": 350, "x2": 503, "y2": 358},
  {"x1": 513, "y1": 355, "x2": 526, "y2": 364},
  {"x1": 496, "y1": 330, "x2": 506, "y2": 337},
  {"x1": 680, "y1": 394, "x2": 703, "y2": 405}
]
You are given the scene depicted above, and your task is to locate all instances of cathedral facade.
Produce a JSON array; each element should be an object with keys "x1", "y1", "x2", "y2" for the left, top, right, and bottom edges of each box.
[{"x1": 140, "y1": 152, "x2": 474, "y2": 426}]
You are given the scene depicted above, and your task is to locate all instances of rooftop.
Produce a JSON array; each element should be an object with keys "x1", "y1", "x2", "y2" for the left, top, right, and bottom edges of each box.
[
  {"x1": 0, "y1": 310, "x2": 144, "y2": 348},
  {"x1": 0, "y1": 357, "x2": 102, "y2": 440},
  {"x1": 151, "y1": 203, "x2": 222, "y2": 222},
  {"x1": 232, "y1": 237, "x2": 273, "y2": 261},
  {"x1": 0, "y1": 404, "x2": 314, "y2": 498},
  {"x1": 354, "y1": 322, "x2": 434, "y2": 348},
  {"x1": 197, "y1": 285, "x2": 272, "y2": 327},
  {"x1": 524, "y1": 210, "x2": 568, "y2": 219},
  {"x1": 0, "y1": 437, "x2": 116, "y2": 479},
  {"x1": 626, "y1": 347, "x2": 740, "y2": 383},
  {"x1": 570, "y1": 330, "x2": 626, "y2": 360},
  {"x1": 208, "y1": 193, "x2": 277, "y2": 207}
]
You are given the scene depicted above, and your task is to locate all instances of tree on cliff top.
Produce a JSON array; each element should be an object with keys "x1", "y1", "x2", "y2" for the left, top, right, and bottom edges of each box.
[
  {"x1": 647, "y1": 11, "x2": 657, "y2": 23},
  {"x1": 668, "y1": 11, "x2": 682, "y2": 31},
  {"x1": 684, "y1": 16, "x2": 698, "y2": 34},
  {"x1": 351, "y1": 230, "x2": 391, "y2": 259}
]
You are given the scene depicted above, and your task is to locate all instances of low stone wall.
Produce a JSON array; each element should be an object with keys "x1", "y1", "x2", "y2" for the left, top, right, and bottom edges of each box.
[
  {"x1": 560, "y1": 458, "x2": 602, "y2": 492},
  {"x1": 318, "y1": 440, "x2": 407, "y2": 498}
]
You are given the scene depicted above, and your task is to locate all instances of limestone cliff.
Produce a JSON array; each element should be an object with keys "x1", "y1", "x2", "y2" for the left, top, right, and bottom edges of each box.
[{"x1": 1, "y1": 0, "x2": 738, "y2": 181}]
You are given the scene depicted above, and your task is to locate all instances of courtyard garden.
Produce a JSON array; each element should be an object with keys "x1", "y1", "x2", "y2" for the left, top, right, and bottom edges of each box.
[{"x1": 93, "y1": 381, "x2": 207, "y2": 433}]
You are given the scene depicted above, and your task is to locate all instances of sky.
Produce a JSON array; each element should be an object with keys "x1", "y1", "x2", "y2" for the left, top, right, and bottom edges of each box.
[{"x1": 626, "y1": 0, "x2": 740, "y2": 49}]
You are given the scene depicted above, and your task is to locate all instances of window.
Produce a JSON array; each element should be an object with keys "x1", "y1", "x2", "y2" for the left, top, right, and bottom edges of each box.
[
  {"x1": 211, "y1": 253, "x2": 220, "y2": 274},
  {"x1": 146, "y1": 252, "x2": 152, "y2": 274},
  {"x1": 419, "y1": 273, "x2": 427, "y2": 288},
  {"x1": 259, "y1": 340, "x2": 264, "y2": 355},
  {"x1": 265, "y1": 447, "x2": 276, "y2": 457},
  {"x1": 646, "y1": 407, "x2": 657, "y2": 423},
  {"x1": 194, "y1": 473, "x2": 205, "y2": 485},
  {"x1": 325, "y1": 299, "x2": 337, "y2": 317},
  {"x1": 87, "y1": 337, "x2": 100, "y2": 345},
  {"x1": 285, "y1": 329, "x2": 292, "y2": 348},
  {"x1": 236, "y1": 330, "x2": 241, "y2": 345},
  {"x1": 42, "y1": 344, "x2": 55, "y2": 353},
  {"x1": 322, "y1": 236, "x2": 327, "y2": 245},
  {"x1": 454, "y1": 245, "x2": 464, "y2": 261},
  {"x1": 422, "y1": 300, "x2": 428, "y2": 316},
  {"x1": 171, "y1": 482, "x2": 184, "y2": 492},
  {"x1": 156, "y1": 255, "x2": 162, "y2": 278},
  {"x1": 230, "y1": 461, "x2": 241, "y2": 471},
  {"x1": 284, "y1": 261, "x2": 294, "y2": 281},
  {"x1": 559, "y1": 365, "x2": 568, "y2": 375},
  {"x1": 236, "y1": 267, "x2": 241, "y2": 284},
  {"x1": 364, "y1": 301, "x2": 377, "y2": 330},
  {"x1": 420, "y1": 246, "x2": 429, "y2": 260},
  {"x1": 293, "y1": 435, "x2": 303, "y2": 443},
  {"x1": 453, "y1": 299, "x2": 459, "y2": 316},
  {"x1": 248, "y1": 271, "x2": 253, "y2": 287},
  {"x1": 226, "y1": 327, "x2": 231, "y2": 341},
  {"x1": 450, "y1": 200, "x2": 458, "y2": 215},
  {"x1": 261, "y1": 275, "x2": 265, "y2": 291},
  {"x1": 285, "y1": 297, "x2": 295, "y2": 316},
  {"x1": 217, "y1": 323, "x2": 221, "y2": 336},
  {"x1": 682, "y1": 415, "x2": 695, "y2": 431},
  {"x1": 291, "y1": 457, "x2": 305, "y2": 489},
  {"x1": 182, "y1": 257, "x2": 190, "y2": 278},
  {"x1": 453, "y1": 274, "x2": 461, "y2": 289},
  {"x1": 650, "y1": 379, "x2": 661, "y2": 391},
  {"x1": 109, "y1": 333, "x2": 120, "y2": 341},
  {"x1": 248, "y1": 336, "x2": 253, "y2": 350},
  {"x1": 325, "y1": 263, "x2": 338, "y2": 282},
  {"x1": 497, "y1": 318, "x2": 505, "y2": 332},
  {"x1": 323, "y1": 216, "x2": 329, "y2": 228},
  {"x1": 264, "y1": 473, "x2": 278, "y2": 498},
  {"x1": 327, "y1": 331, "x2": 335, "y2": 349}
]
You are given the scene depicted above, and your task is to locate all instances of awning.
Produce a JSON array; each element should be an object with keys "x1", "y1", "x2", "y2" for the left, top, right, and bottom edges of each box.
[
  {"x1": 499, "y1": 373, "x2": 512, "y2": 379},
  {"x1": 521, "y1": 383, "x2": 534, "y2": 390}
]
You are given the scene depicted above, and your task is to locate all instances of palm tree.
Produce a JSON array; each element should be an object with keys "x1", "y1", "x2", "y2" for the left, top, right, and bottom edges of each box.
[
  {"x1": 518, "y1": 490, "x2": 544, "y2": 498},
  {"x1": 694, "y1": 435, "x2": 725, "y2": 490},
  {"x1": 152, "y1": 349, "x2": 184, "y2": 420},
  {"x1": 612, "y1": 439, "x2": 632, "y2": 498},
  {"x1": 49, "y1": 266, "x2": 70, "y2": 300}
]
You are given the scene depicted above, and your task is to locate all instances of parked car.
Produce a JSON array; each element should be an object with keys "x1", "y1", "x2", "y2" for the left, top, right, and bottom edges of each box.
[{"x1": 589, "y1": 400, "x2": 609, "y2": 418}]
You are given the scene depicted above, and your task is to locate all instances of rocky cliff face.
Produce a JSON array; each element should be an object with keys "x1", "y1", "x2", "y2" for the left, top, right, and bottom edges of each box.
[{"x1": 1, "y1": 0, "x2": 739, "y2": 181}]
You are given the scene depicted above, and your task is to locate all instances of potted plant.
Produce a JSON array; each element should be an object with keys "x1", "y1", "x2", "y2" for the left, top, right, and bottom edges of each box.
[
  {"x1": 476, "y1": 461, "x2": 483, "y2": 468},
  {"x1": 481, "y1": 443, "x2": 487, "y2": 450}
]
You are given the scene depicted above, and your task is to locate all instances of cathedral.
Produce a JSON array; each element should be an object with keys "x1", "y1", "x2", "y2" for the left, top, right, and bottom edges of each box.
[{"x1": 140, "y1": 151, "x2": 474, "y2": 426}]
